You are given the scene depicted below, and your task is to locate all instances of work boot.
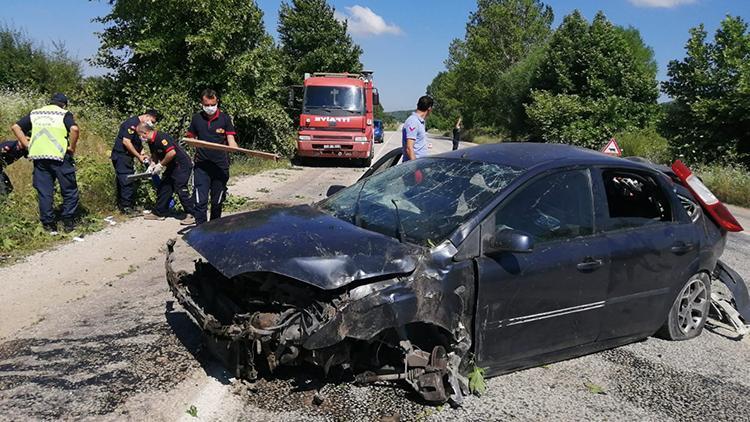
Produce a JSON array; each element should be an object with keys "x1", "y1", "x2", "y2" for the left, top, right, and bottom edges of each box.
[
  {"x1": 120, "y1": 207, "x2": 136, "y2": 217},
  {"x1": 180, "y1": 215, "x2": 196, "y2": 226},
  {"x1": 62, "y1": 219, "x2": 76, "y2": 233},
  {"x1": 43, "y1": 222, "x2": 59, "y2": 236},
  {"x1": 144, "y1": 213, "x2": 165, "y2": 221}
]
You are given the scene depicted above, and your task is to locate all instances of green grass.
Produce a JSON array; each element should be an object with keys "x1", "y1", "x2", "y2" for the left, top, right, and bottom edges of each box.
[{"x1": 697, "y1": 163, "x2": 750, "y2": 208}]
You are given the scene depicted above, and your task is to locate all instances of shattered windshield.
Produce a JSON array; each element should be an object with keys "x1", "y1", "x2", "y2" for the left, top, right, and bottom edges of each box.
[
  {"x1": 304, "y1": 86, "x2": 364, "y2": 113},
  {"x1": 319, "y1": 158, "x2": 523, "y2": 246}
]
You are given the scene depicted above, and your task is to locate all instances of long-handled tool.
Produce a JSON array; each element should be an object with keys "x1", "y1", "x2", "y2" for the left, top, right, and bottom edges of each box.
[{"x1": 181, "y1": 138, "x2": 280, "y2": 161}]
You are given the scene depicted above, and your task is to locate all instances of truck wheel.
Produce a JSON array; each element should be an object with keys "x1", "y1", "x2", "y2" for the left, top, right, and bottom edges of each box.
[{"x1": 657, "y1": 273, "x2": 710, "y2": 341}]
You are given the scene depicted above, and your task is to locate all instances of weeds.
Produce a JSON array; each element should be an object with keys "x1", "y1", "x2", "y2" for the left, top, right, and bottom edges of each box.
[
  {"x1": 467, "y1": 364, "x2": 487, "y2": 397},
  {"x1": 186, "y1": 405, "x2": 198, "y2": 418},
  {"x1": 584, "y1": 381, "x2": 607, "y2": 395},
  {"x1": 697, "y1": 163, "x2": 750, "y2": 208}
]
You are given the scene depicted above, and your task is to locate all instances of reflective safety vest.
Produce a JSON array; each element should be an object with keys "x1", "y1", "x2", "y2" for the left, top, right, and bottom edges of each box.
[{"x1": 28, "y1": 105, "x2": 69, "y2": 161}]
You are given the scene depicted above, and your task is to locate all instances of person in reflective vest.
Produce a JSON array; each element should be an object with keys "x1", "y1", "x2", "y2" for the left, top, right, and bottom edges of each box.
[{"x1": 10, "y1": 93, "x2": 80, "y2": 234}]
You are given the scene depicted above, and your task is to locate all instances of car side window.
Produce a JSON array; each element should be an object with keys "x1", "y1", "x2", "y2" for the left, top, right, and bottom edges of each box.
[
  {"x1": 600, "y1": 170, "x2": 672, "y2": 231},
  {"x1": 494, "y1": 169, "x2": 594, "y2": 243}
]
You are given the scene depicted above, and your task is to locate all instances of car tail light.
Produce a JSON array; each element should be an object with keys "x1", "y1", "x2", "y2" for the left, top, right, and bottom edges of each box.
[{"x1": 672, "y1": 160, "x2": 743, "y2": 232}]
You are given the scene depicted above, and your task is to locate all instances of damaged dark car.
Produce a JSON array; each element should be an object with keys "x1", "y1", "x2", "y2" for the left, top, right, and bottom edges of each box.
[{"x1": 165, "y1": 143, "x2": 749, "y2": 405}]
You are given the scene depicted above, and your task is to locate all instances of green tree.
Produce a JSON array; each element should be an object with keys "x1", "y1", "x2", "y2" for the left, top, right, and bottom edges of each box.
[
  {"x1": 428, "y1": 0, "x2": 554, "y2": 134},
  {"x1": 93, "y1": 0, "x2": 293, "y2": 154},
  {"x1": 0, "y1": 26, "x2": 81, "y2": 95},
  {"x1": 278, "y1": 0, "x2": 363, "y2": 82},
  {"x1": 525, "y1": 10, "x2": 659, "y2": 149},
  {"x1": 662, "y1": 16, "x2": 750, "y2": 165}
]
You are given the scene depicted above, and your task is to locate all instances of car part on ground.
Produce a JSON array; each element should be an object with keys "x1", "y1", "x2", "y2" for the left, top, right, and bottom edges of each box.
[{"x1": 707, "y1": 260, "x2": 750, "y2": 337}]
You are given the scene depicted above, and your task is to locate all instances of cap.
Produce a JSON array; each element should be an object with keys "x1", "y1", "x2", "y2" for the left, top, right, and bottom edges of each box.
[{"x1": 51, "y1": 93, "x2": 69, "y2": 106}]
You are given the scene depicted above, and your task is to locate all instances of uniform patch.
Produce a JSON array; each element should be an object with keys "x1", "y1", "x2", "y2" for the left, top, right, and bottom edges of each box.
[
  {"x1": 162, "y1": 140, "x2": 169, "y2": 146},
  {"x1": 409, "y1": 126, "x2": 416, "y2": 132},
  {"x1": 127, "y1": 129, "x2": 134, "y2": 134},
  {"x1": 216, "y1": 128, "x2": 225, "y2": 134}
]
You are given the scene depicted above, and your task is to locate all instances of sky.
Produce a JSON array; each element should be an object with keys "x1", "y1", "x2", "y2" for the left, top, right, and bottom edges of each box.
[{"x1": 2, "y1": 0, "x2": 748, "y2": 111}]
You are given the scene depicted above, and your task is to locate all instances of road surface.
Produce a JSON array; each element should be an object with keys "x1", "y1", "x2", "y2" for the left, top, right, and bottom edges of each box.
[{"x1": 1, "y1": 131, "x2": 749, "y2": 421}]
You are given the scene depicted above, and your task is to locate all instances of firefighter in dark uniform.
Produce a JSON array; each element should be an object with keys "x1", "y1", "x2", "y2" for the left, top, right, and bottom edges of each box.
[
  {"x1": 185, "y1": 89, "x2": 238, "y2": 225},
  {"x1": 111, "y1": 110, "x2": 160, "y2": 214},
  {"x1": 10, "y1": 93, "x2": 80, "y2": 234},
  {"x1": 135, "y1": 123, "x2": 196, "y2": 225},
  {"x1": 0, "y1": 140, "x2": 27, "y2": 196}
]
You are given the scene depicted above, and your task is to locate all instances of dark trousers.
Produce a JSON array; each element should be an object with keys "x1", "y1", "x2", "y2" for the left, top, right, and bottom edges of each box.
[
  {"x1": 32, "y1": 155, "x2": 79, "y2": 224},
  {"x1": 0, "y1": 169, "x2": 12, "y2": 196},
  {"x1": 193, "y1": 162, "x2": 229, "y2": 225},
  {"x1": 112, "y1": 157, "x2": 136, "y2": 209},
  {"x1": 154, "y1": 164, "x2": 194, "y2": 217}
]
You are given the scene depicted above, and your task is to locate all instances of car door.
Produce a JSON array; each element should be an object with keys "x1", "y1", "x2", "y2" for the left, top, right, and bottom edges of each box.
[
  {"x1": 474, "y1": 168, "x2": 611, "y2": 372},
  {"x1": 594, "y1": 168, "x2": 701, "y2": 339}
]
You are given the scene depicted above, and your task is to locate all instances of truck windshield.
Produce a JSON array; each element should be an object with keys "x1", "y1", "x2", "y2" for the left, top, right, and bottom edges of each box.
[{"x1": 304, "y1": 86, "x2": 364, "y2": 113}]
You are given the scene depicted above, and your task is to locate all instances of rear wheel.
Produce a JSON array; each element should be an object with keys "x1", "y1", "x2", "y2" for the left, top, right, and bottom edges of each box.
[{"x1": 658, "y1": 273, "x2": 710, "y2": 340}]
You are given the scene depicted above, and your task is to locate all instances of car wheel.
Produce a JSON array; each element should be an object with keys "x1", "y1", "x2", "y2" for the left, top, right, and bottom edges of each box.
[{"x1": 658, "y1": 273, "x2": 711, "y2": 340}]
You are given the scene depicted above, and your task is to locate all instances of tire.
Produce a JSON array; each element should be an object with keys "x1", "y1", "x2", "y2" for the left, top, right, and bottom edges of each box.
[{"x1": 657, "y1": 273, "x2": 711, "y2": 340}]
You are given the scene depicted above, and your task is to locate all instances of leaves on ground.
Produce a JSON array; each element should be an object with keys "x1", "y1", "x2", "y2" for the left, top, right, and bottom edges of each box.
[{"x1": 584, "y1": 381, "x2": 607, "y2": 395}]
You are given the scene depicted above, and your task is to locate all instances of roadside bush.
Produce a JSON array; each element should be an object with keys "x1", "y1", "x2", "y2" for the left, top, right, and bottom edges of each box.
[
  {"x1": 696, "y1": 164, "x2": 750, "y2": 208},
  {"x1": 615, "y1": 127, "x2": 670, "y2": 164},
  {"x1": 0, "y1": 89, "x2": 121, "y2": 258}
]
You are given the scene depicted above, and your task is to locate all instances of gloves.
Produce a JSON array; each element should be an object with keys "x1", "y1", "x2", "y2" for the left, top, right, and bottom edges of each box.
[{"x1": 151, "y1": 163, "x2": 165, "y2": 177}]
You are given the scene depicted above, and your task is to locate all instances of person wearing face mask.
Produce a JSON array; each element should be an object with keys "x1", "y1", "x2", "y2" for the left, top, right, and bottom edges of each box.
[
  {"x1": 10, "y1": 93, "x2": 80, "y2": 234},
  {"x1": 136, "y1": 123, "x2": 196, "y2": 224},
  {"x1": 185, "y1": 89, "x2": 238, "y2": 225},
  {"x1": 110, "y1": 109, "x2": 161, "y2": 215}
]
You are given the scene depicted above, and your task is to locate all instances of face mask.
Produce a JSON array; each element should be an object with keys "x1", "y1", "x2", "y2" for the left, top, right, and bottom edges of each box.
[{"x1": 203, "y1": 105, "x2": 218, "y2": 115}]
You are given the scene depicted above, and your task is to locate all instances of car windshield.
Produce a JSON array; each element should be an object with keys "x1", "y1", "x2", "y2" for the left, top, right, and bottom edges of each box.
[
  {"x1": 304, "y1": 86, "x2": 364, "y2": 113},
  {"x1": 319, "y1": 158, "x2": 523, "y2": 246}
]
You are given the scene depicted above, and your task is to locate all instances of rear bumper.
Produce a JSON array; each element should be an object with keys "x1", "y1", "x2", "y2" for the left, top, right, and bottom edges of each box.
[{"x1": 297, "y1": 140, "x2": 371, "y2": 158}]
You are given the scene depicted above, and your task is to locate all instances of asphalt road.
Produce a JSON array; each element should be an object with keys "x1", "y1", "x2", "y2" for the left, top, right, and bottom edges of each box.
[{"x1": 0, "y1": 132, "x2": 749, "y2": 421}]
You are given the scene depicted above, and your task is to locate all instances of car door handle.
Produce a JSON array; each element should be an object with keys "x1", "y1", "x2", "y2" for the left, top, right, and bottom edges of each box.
[
  {"x1": 670, "y1": 242, "x2": 695, "y2": 255},
  {"x1": 577, "y1": 258, "x2": 604, "y2": 272}
]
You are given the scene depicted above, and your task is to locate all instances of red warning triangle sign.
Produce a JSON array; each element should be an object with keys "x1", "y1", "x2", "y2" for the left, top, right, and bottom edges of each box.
[{"x1": 601, "y1": 138, "x2": 622, "y2": 156}]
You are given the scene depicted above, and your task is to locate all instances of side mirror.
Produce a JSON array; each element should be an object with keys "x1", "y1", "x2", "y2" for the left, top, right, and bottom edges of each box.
[
  {"x1": 288, "y1": 85, "x2": 303, "y2": 109},
  {"x1": 326, "y1": 185, "x2": 346, "y2": 197},
  {"x1": 373, "y1": 89, "x2": 380, "y2": 106},
  {"x1": 488, "y1": 229, "x2": 534, "y2": 254}
]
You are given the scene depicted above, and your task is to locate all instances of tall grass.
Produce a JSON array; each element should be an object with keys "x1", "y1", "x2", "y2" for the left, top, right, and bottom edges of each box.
[
  {"x1": 0, "y1": 89, "x2": 122, "y2": 259},
  {"x1": 697, "y1": 164, "x2": 750, "y2": 208}
]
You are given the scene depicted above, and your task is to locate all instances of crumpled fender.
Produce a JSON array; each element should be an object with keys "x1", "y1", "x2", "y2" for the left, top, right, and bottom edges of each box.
[{"x1": 715, "y1": 260, "x2": 750, "y2": 321}]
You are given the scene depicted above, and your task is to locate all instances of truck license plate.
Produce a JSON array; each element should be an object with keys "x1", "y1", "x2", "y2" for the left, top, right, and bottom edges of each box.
[{"x1": 323, "y1": 144, "x2": 340, "y2": 149}]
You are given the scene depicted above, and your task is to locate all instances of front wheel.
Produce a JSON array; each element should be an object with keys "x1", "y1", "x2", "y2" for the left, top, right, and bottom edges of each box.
[{"x1": 658, "y1": 273, "x2": 711, "y2": 340}]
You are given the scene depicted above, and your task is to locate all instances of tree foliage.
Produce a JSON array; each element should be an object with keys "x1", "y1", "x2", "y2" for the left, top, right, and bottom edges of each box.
[
  {"x1": 662, "y1": 16, "x2": 750, "y2": 165},
  {"x1": 429, "y1": 0, "x2": 554, "y2": 133},
  {"x1": 278, "y1": 0, "x2": 363, "y2": 83},
  {"x1": 0, "y1": 26, "x2": 81, "y2": 95},
  {"x1": 525, "y1": 11, "x2": 659, "y2": 148},
  {"x1": 93, "y1": 0, "x2": 293, "y2": 154}
]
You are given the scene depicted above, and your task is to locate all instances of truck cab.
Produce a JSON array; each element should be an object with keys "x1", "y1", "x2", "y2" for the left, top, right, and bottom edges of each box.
[{"x1": 296, "y1": 72, "x2": 379, "y2": 167}]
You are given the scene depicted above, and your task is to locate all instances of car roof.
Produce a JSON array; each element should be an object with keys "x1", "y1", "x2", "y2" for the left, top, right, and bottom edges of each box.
[{"x1": 436, "y1": 142, "x2": 651, "y2": 171}]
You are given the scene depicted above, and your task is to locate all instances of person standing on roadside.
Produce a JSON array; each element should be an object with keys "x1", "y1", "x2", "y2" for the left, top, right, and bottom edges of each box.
[
  {"x1": 452, "y1": 117, "x2": 462, "y2": 151},
  {"x1": 185, "y1": 89, "x2": 238, "y2": 225},
  {"x1": 110, "y1": 109, "x2": 161, "y2": 214},
  {"x1": 10, "y1": 93, "x2": 80, "y2": 234},
  {"x1": 402, "y1": 95, "x2": 433, "y2": 162},
  {"x1": 136, "y1": 123, "x2": 196, "y2": 225}
]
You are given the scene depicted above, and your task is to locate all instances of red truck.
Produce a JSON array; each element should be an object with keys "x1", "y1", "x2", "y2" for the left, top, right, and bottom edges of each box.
[{"x1": 295, "y1": 72, "x2": 379, "y2": 167}]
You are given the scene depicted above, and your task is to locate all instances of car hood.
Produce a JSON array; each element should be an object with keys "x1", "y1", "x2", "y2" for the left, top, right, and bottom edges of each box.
[{"x1": 183, "y1": 205, "x2": 421, "y2": 290}]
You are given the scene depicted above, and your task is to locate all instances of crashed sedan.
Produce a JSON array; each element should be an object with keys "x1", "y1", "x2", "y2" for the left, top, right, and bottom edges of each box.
[{"x1": 165, "y1": 143, "x2": 748, "y2": 404}]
